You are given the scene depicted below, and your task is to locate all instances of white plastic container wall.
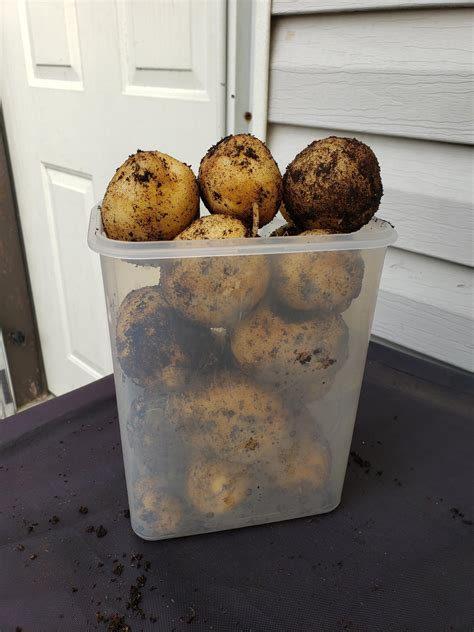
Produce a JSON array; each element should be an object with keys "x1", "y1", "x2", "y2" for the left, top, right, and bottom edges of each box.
[{"x1": 88, "y1": 205, "x2": 397, "y2": 540}]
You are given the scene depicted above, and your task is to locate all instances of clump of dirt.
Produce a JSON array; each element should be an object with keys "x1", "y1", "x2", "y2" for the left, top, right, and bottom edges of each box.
[
  {"x1": 96, "y1": 612, "x2": 131, "y2": 632},
  {"x1": 126, "y1": 575, "x2": 147, "y2": 619}
]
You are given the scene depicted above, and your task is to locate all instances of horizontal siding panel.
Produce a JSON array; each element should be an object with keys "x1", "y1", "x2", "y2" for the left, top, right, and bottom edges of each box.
[
  {"x1": 374, "y1": 248, "x2": 473, "y2": 371},
  {"x1": 272, "y1": 1, "x2": 472, "y2": 15},
  {"x1": 268, "y1": 124, "x2": 473, "y2": 266},
  {"x1": 374, "y1": 292, "x2": 473, "y2": 371},
  {"x1": 269, "y1": 9, "x2": 473, "y2": 144}
]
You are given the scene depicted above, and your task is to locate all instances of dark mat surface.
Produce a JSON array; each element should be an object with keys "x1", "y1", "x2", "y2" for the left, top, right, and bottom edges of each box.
[{"x1": 1, "y1": 343, "x2": 473, "y2": 632}]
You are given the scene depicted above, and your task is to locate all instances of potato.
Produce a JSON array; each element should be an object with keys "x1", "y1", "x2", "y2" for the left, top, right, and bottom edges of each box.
[
  {"x1": 167, "y1": 373, "x2": 291, "y2": 464},
  {"x1": 175, "y1": 214, "x2": 249, "y2": 240},
  {"x1": 116, "y1": 286, "x2": 211, "y2": 389},
  {"x1": 273, "y1": 233, "x2": 365, "y2": 312},
  {"x1": 231, "y1": 305, "x2": 348, "y2": 401},
  {"x1": 198, "y1": 134, "x2": 282, "y2": 227},
  {"x1": 283, "y1": 137, "x2": 383, "y2": 233},
  {"x1": 269, "y1": 434, "x2": 330, "y2": 490},
  {"x1": 186, "y1": 458, "x2": 249, "y2": 515},
  {"x1": 133, "y1": 477, "x2": 182, "y2": 533},
  {"x1": 161, "y1": 255, "x2": 270, "y2": 327},
  {"x1": 127, "y1": 394, "x2": 189, "y2": 476},
  {"x1": 269, "y1": 223, "x2": 300, "y2": 237},
  {"x1": 101, "y1": 150, "x2": 199, "y2": 241},
  {"x1": 279, "y1": 202, "x2": 291, "y2": 223}
]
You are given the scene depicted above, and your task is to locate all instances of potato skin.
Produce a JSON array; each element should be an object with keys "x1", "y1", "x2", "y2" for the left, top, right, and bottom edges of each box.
[
  {"x1": 102, "y1": 150, "x2": 199, "y2": 241},
  {"x1": 269, "y1": 223, "x2": 301, "y2": 237},
  {"x1": 167, "y1": 373, "x2": 291, "y2": 465},
  {"x1": 133, "y1": 477, "x2": 182, "y2": 533},
  {"x1": 116, "y1": 286, "x2": 210, "y2": 390},
  {"x1": 175, "y1": 214, "x2": 249, "y2": 240},
  {"x1": 127, "y1": 394, "x2": 189, "y2": 475},
  {"x1": 283, "y1": 137, "x2": 383, "y2": 233},
  {"x1": 161, "y1": 255, "x2": 270, "y2": 327},
  {"x1": 186, "y1": 458, "x2": 249, "y2": 515},
  {"x1": 273, "y1": 235, "x2": 365, "y2": 313},
  {"x1": 269, "y1": 434, "x2": 330, "y2": 490},
  {"x1": 231, "y1": 305, "x2": 348, "y2": 401},
  {"x1": 279, "y1": 202, "x2": 291, "y2": 223},
  {"x1": 199, "y1": 134, "x2": 282, "y2": 227}
]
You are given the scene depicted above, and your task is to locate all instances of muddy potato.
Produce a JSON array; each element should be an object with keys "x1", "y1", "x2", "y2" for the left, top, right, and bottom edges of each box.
[
  {"x1": 101, "y1": 150, "x2": 199, "y2": 241},
  {"x1": 269, "y1": 223, "x2": 301, "y2": 237},
  {"x1": 167, "y1": 373, "x2": 291, "y2": 465},
  {"x1": 231, "y1": 305, "x2": 348, "y2": 401},
  {"x1": 279, "y1": 202, "x2": 291, "y2": 223},
  {"x1": 273, "y1": 232, "x2": 364, "y2": 312},
  {"x1": 161, "y1": 255, "x2": 270, "y2": 328},
  {"x1": 187, "y1": 458, "x2": 249, "y2": 515},
  {"x1": 199, "y1": 134, "x2": 282, "y2": 228},
  {"x1": 127, "y1": 395, "x2": 167, "y2": 461},
  {"x1": 116, "y1": 286, "x2": 210, "y2": 389},
  {"x1": 127, "y1": 395, "x2": 189, "y2": 476},
  {"x1": 133, "y1": 477, "x2": 183, "y2": 533},
  {"x1": 283, "y1": 137, "x2": 383, "y2": 233},
  {"x1": 176, "y1": 214, "x2": 249, "y2": 240},
  {"x1": 270, "y1": 434, "x2": 330, "y2": 490}
]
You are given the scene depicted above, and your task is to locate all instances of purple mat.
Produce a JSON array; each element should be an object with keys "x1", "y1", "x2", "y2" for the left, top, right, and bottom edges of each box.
[{"x1": 0, "y1": 343, "x2": 472, "y2": 632}]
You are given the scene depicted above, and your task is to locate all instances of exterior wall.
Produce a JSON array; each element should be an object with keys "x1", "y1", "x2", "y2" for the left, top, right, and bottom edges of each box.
[{"x1": 267, "y1": 2, "x2": 473, "y2": 370}]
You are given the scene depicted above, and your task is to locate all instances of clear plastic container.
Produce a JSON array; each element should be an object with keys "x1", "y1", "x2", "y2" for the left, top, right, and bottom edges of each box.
[{"x1": 88, "y1": 205, "x2": 397, "y2": 540}]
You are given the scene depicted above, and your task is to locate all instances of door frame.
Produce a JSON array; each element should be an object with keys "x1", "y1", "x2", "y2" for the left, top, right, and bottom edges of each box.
[
  {"x1": 226, "y1": 0, "x2": 272, "y2": 139},
  {"x1": 0, "y1": 113, "x2": 47, "y2": 410}
]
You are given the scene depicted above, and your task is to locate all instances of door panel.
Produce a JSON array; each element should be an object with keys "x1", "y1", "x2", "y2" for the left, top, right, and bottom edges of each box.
[
  {"x1": 41, "y1": 164, "x2": 110, "y2": 380},
  {"x1": 3, "y1": 0, "x2": 226, "y2": 395},
  {"x1": 117, "y1": 0, "x2": 219, "y2": 95},
  {"x1": 19, "y1": 0, "x2": 83, "y2": 88}
]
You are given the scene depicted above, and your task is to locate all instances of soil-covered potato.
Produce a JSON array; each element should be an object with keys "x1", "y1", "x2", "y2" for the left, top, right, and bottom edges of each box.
[
  {"x1": 161, "y1": 255, "x2": 270, "y2": 327},
  {"x1": 186, "y1": 458, "x2": 249, "y2": 515},
  {"x1": 133, "y1": 477, "x2": 183, "y2": 533},
  {"x1": 279, "y1": 202, "x2": 291, "y2": 223},
  {"x1": 167, "y1": 373, "x2": 292, "y2": 464},
  {"x1": 127, "y1": 394, "x2": 191, "y2": 477},
  {"x1": 269, "y1": 433, "x2": 330, "y2": 490},
  {"x1": 269, "y1": 223, "x2": 301, "y2": 237},
  {"x1": 273, "y1": 233, "x2": 365, "y2": 312},
  {"x1": 175, "y1": 214, "x2": 249, "y2": 240},
  {"x1": 283, "y1": 137, "x2": 383, "y2": 233},
  {"x1": 116, "y1": 286, "x2": 211, "y2": 389},
  {"x1": 231, "y1": 305, "x2": 348, "y2": 401},
  {"x1": 101, "y1": 150, "x2": 199, "y2": 241},
  {"x1": 198, "y1": 134, "x2": 282, "y2": 227}
]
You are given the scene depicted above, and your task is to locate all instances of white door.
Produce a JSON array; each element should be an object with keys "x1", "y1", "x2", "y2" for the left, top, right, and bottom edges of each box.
[{"x1": 1, "y1": 0, "x2": 226, "y2": 395}]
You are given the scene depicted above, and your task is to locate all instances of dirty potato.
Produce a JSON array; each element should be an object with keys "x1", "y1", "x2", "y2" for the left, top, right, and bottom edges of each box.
[
  {"x1": 269, "y1": 223, "x2": 301, "y2": 237},
  {"x1": 269, "y1": 433, "x2": 330, "y2": 490},
  {"x1": 186, "y1": 458, "x2": 249, "y2": 515},
  {"x1": 161, "y1": 255, "x2": 270, "y2": 328},
  {"x1": 167, "y1": 373, "x2": 291, "y2": 465},
  {"x1": 231, "y1": 305, "x2": 348, "y2": 401},
  {"x1": 273, "y1": 231, "x2": 365, "y2": 313},
  {"x1": 116, "y1": 286, "x2": 210, "y2": 390},
  {"x1": 102, "y1": 150, "x2": 199, "y2": 241},
  {"x1": 199, "y1": 134, "x2": 282, "y2": 227},
  {"x1": 133, "y1": 477, "x2": 183, "y2": 534},
  {"x1": 175, "y1": 214, "x2": 249, "y2": 240},
  {"x1": 283, "y1": 137, "x2": 383, "y2": 232}
]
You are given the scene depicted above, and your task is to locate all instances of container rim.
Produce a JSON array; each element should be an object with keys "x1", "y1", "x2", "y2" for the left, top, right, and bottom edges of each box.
[{"x1": 88, "y1": 204, "x2": 397, "y2": 260}]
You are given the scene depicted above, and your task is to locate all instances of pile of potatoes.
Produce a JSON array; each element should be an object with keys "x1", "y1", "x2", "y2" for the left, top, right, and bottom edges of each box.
[{"x1": 103, "y1": 134, "x2": 383, "y2": 537}]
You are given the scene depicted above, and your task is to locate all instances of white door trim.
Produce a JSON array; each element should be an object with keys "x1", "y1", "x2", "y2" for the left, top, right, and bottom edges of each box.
[{"x1": 226, "y1": 0, "x2": 272, "y2": 139}]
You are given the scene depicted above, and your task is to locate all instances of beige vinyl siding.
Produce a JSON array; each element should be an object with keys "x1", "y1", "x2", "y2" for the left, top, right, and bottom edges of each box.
[{"x1": 267, "y1": 4, "x2": 474, "y2": 370}]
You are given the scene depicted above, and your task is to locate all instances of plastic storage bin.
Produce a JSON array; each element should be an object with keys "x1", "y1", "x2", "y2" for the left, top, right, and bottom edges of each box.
[{"x1": 88, "y1": 205, "x2": 396, "y2": 540}]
